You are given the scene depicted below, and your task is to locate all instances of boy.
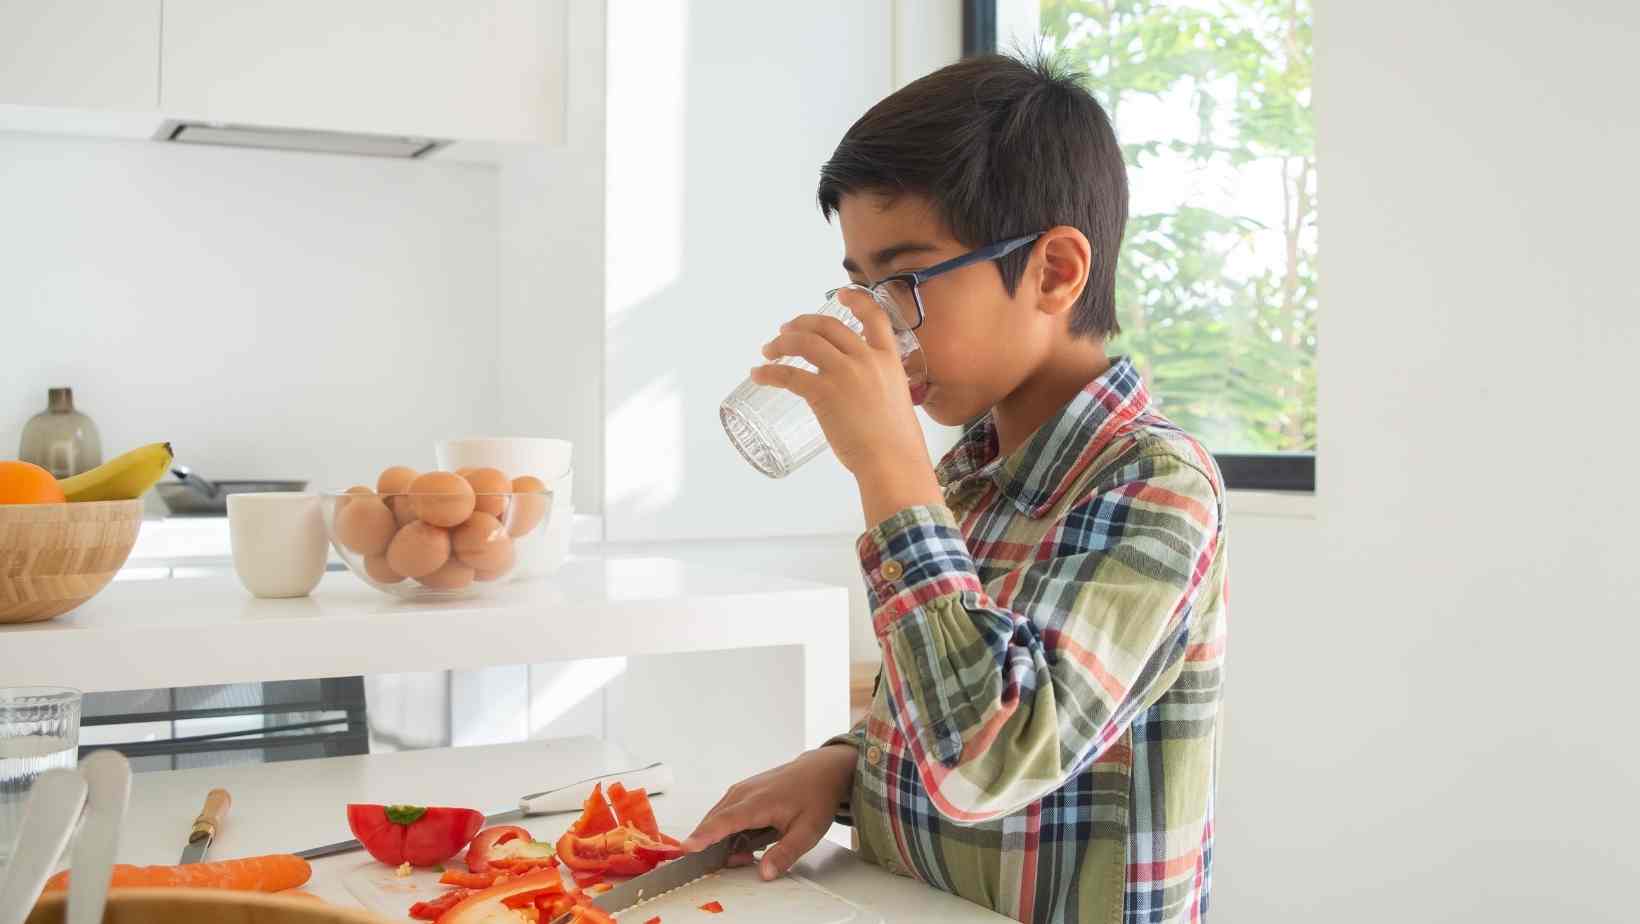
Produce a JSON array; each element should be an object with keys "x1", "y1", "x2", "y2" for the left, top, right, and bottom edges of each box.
[{"x1": 684, "y1": 54, "x2": 1228, "y2": 924}]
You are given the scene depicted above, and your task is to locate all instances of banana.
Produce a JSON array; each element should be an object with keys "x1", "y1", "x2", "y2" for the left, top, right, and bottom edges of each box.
[{"x1": 59, "y1": 442, "x2": 174, "y2": 502}]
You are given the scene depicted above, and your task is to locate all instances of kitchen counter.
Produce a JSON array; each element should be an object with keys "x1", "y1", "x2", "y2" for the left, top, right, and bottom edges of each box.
[
  {"x1": 114, "y1": 738, "x2": 1009, "y2": 923},
  {"x1": 0, "y1": 556, "x2": 850, "y2": 758}
]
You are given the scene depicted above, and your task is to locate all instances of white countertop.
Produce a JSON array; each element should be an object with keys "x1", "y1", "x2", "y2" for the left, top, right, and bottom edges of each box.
[
  {"x1": 115, "y1": 739, "x2": 1008, "y2": 923},
  {"x1": 0, "y1": 556, "x2": 847, "y2": 695}
]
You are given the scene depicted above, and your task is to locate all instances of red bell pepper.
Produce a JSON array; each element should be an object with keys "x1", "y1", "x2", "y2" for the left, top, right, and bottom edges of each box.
[
  {"x1": 698, "y1": 901, "x2": 724, "y2": 913},
  {"x1": 437, "y1": 869, "x2": 498, "y2": 889},
  {"x1": 606, "y1": 783, "x2": 661, "y2": 840},
  {"x1": 466, "y1": 825, "x2": 533, "y2": 873},
  {"x1": 345, "y1": 804, "x2": 484, "y2": 868},
  {"x1": 571, "y1": 783, "x2": 619, "y2": 837},
  {"x1": 500, "y1": 883, "x2": 565, "y2": 909},
  {"x1": 432, "y1": 869, "x2": 563, "y2": 924},
  {"x1": 406, "y1": 887, "x2": 471, "y2": 920}
]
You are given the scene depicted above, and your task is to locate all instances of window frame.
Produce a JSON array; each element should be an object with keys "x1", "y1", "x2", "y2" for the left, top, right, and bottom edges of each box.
[{"x1": 960, "y1": 0, "x2": 1317, "y2": 494}]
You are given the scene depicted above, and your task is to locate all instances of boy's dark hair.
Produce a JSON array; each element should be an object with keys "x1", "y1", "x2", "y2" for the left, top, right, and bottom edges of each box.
[{"x1": 817, "y1": 53, "x2": 1127, "y2": 338}]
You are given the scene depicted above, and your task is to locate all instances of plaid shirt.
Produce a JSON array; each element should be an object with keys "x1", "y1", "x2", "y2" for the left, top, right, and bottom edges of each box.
[{"x1": 830, "y1": 358, "x2": 1228, "y2": 924}]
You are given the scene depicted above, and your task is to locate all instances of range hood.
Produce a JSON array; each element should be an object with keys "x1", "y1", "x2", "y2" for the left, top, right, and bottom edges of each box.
[{"x1": 156, "y1": 120, "x2": 446, "y2": 159}]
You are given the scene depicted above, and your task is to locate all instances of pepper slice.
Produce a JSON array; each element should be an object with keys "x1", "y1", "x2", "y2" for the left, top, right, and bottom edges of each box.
[
  {"x1": 406, "y1": 887, "x2": 471, "y2": 920},
  {"x1": 605, "y1": 783, "x2": 661, "y2": 840},
  {"x1": 466, "y1": 825, "x2": 534, "y2": 873}
]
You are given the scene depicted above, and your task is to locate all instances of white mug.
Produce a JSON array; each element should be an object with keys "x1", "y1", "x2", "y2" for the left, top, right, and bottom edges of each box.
[{"x1": 227, "y1": 493, "x2": 327, "y2": 598}]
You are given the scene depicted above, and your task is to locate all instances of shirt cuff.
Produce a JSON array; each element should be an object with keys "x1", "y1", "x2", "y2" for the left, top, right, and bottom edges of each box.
[
  {"x1": 821, "y1": 725, "x2": 865, "y2": 826},
  {"x1": 856, "y1": 504, "x2": 984, "y2": 635}
]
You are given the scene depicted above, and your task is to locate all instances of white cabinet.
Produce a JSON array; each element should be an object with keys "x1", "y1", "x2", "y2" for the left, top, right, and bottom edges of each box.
[
  {"x1": 160, "y1": 0, "x2": 564, "y2": 143},
  {"x1": 0, "y1": 0, "x2": 161, "y2": 110}
]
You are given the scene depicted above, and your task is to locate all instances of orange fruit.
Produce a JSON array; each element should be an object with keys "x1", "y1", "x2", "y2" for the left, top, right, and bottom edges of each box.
[{"x1": 0, "y1": 461, "x2": 68, "y2": 504}]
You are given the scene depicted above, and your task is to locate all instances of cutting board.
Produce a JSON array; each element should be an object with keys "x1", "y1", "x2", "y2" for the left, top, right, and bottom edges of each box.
[{"x1": 341, "y1": 859, "x2": 880, "y2": 924}]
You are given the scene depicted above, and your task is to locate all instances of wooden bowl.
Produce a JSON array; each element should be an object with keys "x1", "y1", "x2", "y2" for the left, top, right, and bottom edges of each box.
[
  {"x1": 27, "y1": 889, "x2": 393, "y2": 924},
  {"x1": 0, "y1": 499, "x2": 143, "y2": 624}
]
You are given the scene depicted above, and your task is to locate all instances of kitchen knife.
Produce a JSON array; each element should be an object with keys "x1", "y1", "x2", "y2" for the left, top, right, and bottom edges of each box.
[
  {"x1": 179, "y1": 788, "x2": 231, "y2": 865},
  {"x1": 295, "y1": 761, "x2": 672, "y2": 861},
  {"x1": 551, "y1": 827, "x2": 780, "y2": 924}
]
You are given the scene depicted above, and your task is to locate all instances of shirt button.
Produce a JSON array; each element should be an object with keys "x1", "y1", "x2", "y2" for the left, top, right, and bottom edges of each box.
[
  {"x1": 866, "y1": 746, "x2": 883, "y2": 766},
  {"x1": 879, "y1": 560, "x2": 904, "y2": 581}
]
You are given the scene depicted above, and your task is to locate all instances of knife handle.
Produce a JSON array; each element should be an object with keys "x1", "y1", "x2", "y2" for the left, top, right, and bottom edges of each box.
[{"x1": 190, "y1": 788, "x2": 232, "y2": 843}]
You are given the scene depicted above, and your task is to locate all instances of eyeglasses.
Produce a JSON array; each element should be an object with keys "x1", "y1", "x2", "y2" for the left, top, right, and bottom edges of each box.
[{"x1": 827, "y1": 232, "x2": 1045, "y2": 333}]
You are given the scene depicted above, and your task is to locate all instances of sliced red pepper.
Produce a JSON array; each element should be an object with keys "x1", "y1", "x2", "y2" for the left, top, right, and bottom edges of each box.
[
  {"x1": 438, "y1": 869, "x2": 498, "y2": 889},
  {"x1": 569, "y1": 906, "x2": 617, "y2": 924},
  {"x1": 431, "y1": 869, "x2": 562, "y2": 924},
  {"x1": 584, "y1": 883, "x2": 612, "y2": 896},
  {"x1": 606, "y1": 783, "x2": 661, "y2": 839},
  {"x1": 632, "y1": 839, "x2": 683, "y2": 865},
  {"x1": 572, "y1": 783, "x2": 619, "y2": 837},
  {"x1": 345, "y1": 803, "x2": 484, "y2": 867},
  {"x1": 488, "y1": 856, "x2": 558, "y2": 873},
  {"x1": 406, "y1": 887, "x2": 470, "y2": 920},
  {"x1": 644, "y1": 917, "x2": 661, "y2": 924},
  {"x1": 570, "y1": 867, "x2": 607, "y2": 887},
  {"x1": 699, "y1": 901, "x2": 724, "y2": 913},
  {"x1": 466, "y1": 824, "x2": 534, "y2": 873},
  {"x1": 538, "y1": 893, "x2": 579, "y2": 920},
  {"x1": 501, "y1": 884, "x2": 565, "y2": 909}
]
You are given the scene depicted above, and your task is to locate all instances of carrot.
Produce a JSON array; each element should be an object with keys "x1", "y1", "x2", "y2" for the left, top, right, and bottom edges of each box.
[{"x1": 42, "y1": 854, "x2": 311, "y2": 893}]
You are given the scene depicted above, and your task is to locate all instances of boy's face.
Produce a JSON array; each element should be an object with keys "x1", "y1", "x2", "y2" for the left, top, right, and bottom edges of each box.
[{"x1": 838, "y1": 192, "x2": 1055, "y2": 428}]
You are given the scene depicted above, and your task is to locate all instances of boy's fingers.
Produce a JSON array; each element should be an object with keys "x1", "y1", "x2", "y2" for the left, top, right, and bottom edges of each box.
[
  {"x1": 782, "y1": 314, "x2": 867, "y2": 356},
  {"x1": 835, "y1": 286, "x2": 897, "y2": 352},
  {"x1": 683, "y1": 800, "x2": 788, "y2": 854},
  {"x1": 725, "y1": 851, "x2": 756, "y2": 868},
  {"x1": 757, "y1": 818, "x2": 828, "y2": 881},
  {"x1": 762, "y1": 330, "x2": 847, "y2": 371},
  {"x1": 750, "y1": 364, "x2": 821, "y2": 400}
]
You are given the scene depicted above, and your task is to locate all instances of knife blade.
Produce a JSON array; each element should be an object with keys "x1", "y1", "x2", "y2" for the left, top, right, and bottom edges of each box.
[
  {"x1": 295, "y1": 762, "x2": 671, "y2": 861},
  {"x1": 179, "y1": 788, "x2": 231, "y2": 865},
  {"x1": 553, "y1": 827, "x2": 778, "y2": 923}
]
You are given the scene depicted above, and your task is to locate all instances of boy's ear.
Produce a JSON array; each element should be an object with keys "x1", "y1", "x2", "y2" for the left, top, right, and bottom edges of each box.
[{"x1": 1032, "y1": 226, "x2": 1092, "y2": 319}]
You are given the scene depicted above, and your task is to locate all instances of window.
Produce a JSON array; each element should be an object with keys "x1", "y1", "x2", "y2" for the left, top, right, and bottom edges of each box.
[{"x1": 967, "y1": 0, "x2": 1317, "y2": 492}]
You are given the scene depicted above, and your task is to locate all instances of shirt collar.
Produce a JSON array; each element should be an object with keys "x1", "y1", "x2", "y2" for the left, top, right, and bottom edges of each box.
[{"x1": 935, "y1": 357, "x2": 1153, "y2": 518}]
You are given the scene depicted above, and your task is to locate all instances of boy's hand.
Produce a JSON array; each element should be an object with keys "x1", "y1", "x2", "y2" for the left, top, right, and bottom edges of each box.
[
  {"x1": 682, "y1": 745, "x2": 857, "y2": 881},
  {"x1": 755, "y1": 287, "x2": 942, "y2": 524}
]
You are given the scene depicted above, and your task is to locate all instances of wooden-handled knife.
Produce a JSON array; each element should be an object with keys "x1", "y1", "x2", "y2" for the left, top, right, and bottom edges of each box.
[{"x1": 179, "y1": 788, "x2": 232, "y2": 864}]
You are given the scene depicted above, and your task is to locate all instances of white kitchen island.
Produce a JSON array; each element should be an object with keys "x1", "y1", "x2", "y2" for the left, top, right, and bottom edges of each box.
[
  {"x1": 108, "y1": 738, "x2": 1009, "y2": 923},
  {"x1": 0, "y1": 556, "x2": 852, "y2": 797}
]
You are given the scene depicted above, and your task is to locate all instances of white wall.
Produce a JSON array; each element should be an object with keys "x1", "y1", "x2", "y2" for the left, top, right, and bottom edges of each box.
[
  {"x1": 601, "y1": 0, "x2": 898, "y2": 542},
  {"x1": 497, "y1": 0, "x2": 607, "y2": 515},
  {"x1": 1213, "y1": 2, "x2": 1640, "y2": 921},
  {"x1": 0, "y1": 134, "x2": 500, "y2": 491}
]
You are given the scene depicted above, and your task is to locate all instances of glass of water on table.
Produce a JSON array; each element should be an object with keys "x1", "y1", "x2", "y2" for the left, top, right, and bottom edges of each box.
[
  {"x1": 720, "y1": 284, "x2": 927, "y2": 478},
  {"x1": 0, "y1": 686, "x2": 81, "y2": 867}
]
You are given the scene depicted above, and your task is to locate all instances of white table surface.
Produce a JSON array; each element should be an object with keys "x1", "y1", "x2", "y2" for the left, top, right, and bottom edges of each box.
[
  {"x1": 116, "y1": 739, "x2": 1008, "y2": 923},
  {"x1": 0, "y1": 556, "x2": 846, "y2": 695}
]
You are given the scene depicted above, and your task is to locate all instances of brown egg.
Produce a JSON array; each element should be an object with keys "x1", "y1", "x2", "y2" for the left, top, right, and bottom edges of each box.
[
  {"x1": 455, "y1": 467, "x2": 477, "y2": 478},
  {"x1": 410, "y1": 471, "x2": 476, "y2": 528},
  {"x1": 335, "y1": 484, "x2": 374, "y2": 513},
  {"x1": 463, "y1": 467, "x2": 511, "y2": 518},
  {"x1": 475, "y1": 568, "x2": 507, "y2": 582},
  {"x1": 417, "y1": 558, "x2": 475, "y2": 590},
  {"x1": 509, "y1": 475, "x2": 549, "y2": 537},
  {"x1": 390, "y1": 496, "x2": 418, "y2": 527},
  {"x1": 363, "y1": 554, "x2": 405, "y2": 585},
  {"x1": 334, "y1": 493, "x2": 396, "y2": 556},
  {"x1": 377, "y1": 466, "x2": 419, "y2": 496},
  {"x1": 385, "y1": 521, "x2": 450, "y2": 579},
  {"x1": 452, "y1": 512, "x2": 515, "y2": 573}
]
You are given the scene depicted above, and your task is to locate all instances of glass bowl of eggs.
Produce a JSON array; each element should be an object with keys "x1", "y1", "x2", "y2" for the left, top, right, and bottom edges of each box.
[{"x1": 322, "y1": 466, "x2": 553, "y2": 599}]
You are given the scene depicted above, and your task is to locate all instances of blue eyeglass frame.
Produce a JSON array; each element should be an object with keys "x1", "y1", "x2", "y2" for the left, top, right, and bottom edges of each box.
[{"x1": 827, "y1": 232, "x2": 1045, "y2": 332}]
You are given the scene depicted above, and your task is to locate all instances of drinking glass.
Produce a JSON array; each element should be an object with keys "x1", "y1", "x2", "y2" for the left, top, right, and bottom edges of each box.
[
  {"x1": 720, "y1": 285, "x2": 925, "y2": 478},
  {"x1": 0, "y1": 686, "x2": 81, "y2": 867}
]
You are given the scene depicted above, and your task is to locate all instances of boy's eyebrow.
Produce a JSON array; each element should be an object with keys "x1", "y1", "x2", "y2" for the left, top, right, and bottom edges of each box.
[{"x1": 842, "y1": 241, "x2": 942, "y2": 275}]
